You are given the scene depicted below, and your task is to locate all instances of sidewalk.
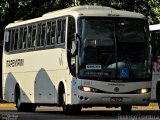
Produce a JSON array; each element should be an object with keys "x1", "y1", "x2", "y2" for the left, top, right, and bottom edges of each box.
[{"x1": 0, "y1": 103, "x2": 159, "y2": 110}]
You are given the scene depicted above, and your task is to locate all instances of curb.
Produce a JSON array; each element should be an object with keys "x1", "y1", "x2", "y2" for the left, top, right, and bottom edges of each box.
[
  {"x1": 0, "y1": 103, "x2": 158, "y2": 109},
  {"x1": 0, "y1": 104, "x2": 15, "y2": 108}
]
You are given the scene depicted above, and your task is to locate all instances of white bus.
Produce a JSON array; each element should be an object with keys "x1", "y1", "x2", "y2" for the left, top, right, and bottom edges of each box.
[
  {"x1": 3, "y1": 6, "x2": 152, "y2": 114},
  {"x1": 150, "y1": 24, "x2": 160, "y2": 107}
]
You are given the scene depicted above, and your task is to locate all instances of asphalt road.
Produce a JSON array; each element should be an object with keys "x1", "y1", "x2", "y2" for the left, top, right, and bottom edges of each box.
[{"x1": 0, "y1": 107, "x2": 160, "y2": 120}]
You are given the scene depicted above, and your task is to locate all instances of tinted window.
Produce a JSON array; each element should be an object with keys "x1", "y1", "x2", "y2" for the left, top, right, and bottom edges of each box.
[
  {"x1": 19, "y1": 28, "x2": 23, "y2": 49},
  {"x1": 46, "y1": 22, "x2": 51, "y2": 45},
  {"x1": 27, "y1": 26, "x2": 32, "y2": 48},
  {"x1": 51, "y1": 21, "x2": 56, "y2": 45},
  {"x1": 41, "y1": 23, "x2": 46, "y2": 47},
  {"x1": 32, "y1": 25, "x2": 36, "y2": 47},
  {"x1": 4, "y1": 30, "x2": 10, "y2": 52},
  {"x1": 22, "y1": 27, "x2": 27, "y2": 49},
  {"x1": 37, "y1": 23, "x2": 41, "y2": 47},
  {"x1": 10, "y1": 30, "x2": 15, "y2": 51},
  {"x1": 57, "y1": 19, "x2": 66, "y2": 44}
]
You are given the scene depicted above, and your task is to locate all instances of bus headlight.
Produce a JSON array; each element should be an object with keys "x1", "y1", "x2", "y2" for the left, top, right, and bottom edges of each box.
[
  {"x1": 135, "y1": 88, "x2": 151, "y2": 94},
  {"x1": 141, "y1": 89, "x2": 147, "y2": 94},
  {"x1": 78, "y1": 86, "x2": 98, "y2": 92},
  {"x1": 83, "y1": 87, "x2": 91, "y2": 92}
]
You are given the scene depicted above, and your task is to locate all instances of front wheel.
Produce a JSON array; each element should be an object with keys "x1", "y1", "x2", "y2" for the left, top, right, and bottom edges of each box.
[
  {"x1": 62, "y1": 91, "x2": 81, "y2": 114},
  {"x1": 62, "y1": 92, "x2": 71, "y2": 114},
  {"x1": 121, "y1": 105, "x2": 132, "y2": 114}
]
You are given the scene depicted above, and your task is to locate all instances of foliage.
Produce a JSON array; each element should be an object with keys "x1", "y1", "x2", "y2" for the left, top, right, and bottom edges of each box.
[{"x1": 0, "y1": 0, "x2": 159, "y2": 44}]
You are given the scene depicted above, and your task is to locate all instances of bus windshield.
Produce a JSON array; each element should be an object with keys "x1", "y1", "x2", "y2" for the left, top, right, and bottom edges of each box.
[{"x1": 78, "y1": 17, "x2": 151, "y2": 81}]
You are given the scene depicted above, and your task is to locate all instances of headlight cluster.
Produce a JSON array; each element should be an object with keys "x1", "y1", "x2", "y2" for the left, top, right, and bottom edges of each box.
[
  {"x1": 134, "y1": 88, "x2": 151, "y2": 94},
  {"x1": 78, "y1": 86, "x2": 98, "y2": 92},
  {"x1": 78, "y1": 86, "x2": 151, "y2": 94}
]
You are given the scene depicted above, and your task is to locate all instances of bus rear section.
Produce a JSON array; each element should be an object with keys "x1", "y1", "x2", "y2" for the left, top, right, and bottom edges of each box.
[{"x1": 150, "y1": 24, "x2": 160, "y2": 108}]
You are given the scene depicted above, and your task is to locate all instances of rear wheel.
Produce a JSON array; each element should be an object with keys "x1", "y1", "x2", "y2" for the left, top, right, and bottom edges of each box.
[
  {"x1": 121, "y1": 105, "x2": 132, "y2": 114},
  {"x1": 15, "y1": 86, "x2": 36, "y2": 112},
  {"x1": 15, "y1": 86, "x2": 23, "y2": 112}
]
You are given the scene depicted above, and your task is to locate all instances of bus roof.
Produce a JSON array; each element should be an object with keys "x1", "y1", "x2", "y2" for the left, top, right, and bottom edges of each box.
[
  {"x1": 149, "y1": 24, "x2": 160, "y2": 31},
  {"x1": 6, "y1": 5, "x2": 146, "y2": 29}
]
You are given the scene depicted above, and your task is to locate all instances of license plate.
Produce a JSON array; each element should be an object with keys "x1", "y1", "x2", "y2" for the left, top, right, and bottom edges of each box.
[{"x1": 110, "y1": 97, "x2": 123, "y2": 102}]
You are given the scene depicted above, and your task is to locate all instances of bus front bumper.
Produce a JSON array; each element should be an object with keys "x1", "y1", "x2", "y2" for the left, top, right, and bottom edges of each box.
[{"x1": 74, "y1": 91, "x2": 150, "y2": 106}]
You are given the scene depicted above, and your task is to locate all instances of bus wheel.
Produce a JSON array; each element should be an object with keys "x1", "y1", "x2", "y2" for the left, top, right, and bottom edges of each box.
[
  {"x1": 15, "y1": 87, "x2": 36, "y2": 112},
  {"x1": 15, "y1": 87, "x2": 24, "y2": 112},
  {"x1": 121, "y1": 105, "x2": 132, "y2": 114},
  {"x1": 72, "y1": 105, "x2": 82, "y2": 114},
  {"x1": 62, "y1": 91, "x2": 72, "y2": 114},
  {"x1": 62, "y1": 91, "x2": 81, "y2": 114}
]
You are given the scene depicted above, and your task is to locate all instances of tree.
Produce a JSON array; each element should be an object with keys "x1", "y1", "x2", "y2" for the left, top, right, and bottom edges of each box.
[
  {"x1": 75, "y1": 0, "x2": 160, "y2": 24},
  {"x1": 0, "y1": 0, "x2": 160, "y2": 44}
]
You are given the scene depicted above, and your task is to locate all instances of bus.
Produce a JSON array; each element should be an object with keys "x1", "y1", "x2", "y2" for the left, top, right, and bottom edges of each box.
[
  {"x1": 150, "y1": 24, "x2": 160, "y2": 108},
  {"x1": 2, "y1": 5, "x2": 152, "y2": 114}
]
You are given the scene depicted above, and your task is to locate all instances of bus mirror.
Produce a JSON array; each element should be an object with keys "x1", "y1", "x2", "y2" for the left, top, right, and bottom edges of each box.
[
  {"x1": 71, "y1": 33, "x2": 80, "y2": 55},
  {"x1": 71, "y1": 40, "x2": 77, "y2": 55}
]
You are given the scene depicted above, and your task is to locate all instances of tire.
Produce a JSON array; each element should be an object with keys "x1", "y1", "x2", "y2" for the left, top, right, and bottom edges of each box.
[
  {"x1": 71, "y1": 105, "x2": 82, "y2": 114},
  {"x1": 15, "y1": 87, "x2": 36, "y2": 112},
  {"x1": 15, "y1": 87, "x2": 24, "y2": 112},
  {"x1": 62, "y1": 92, "x2": 72, "y2": 114},
  {"x1": 62, "y1": 90, "x2": 81, "y2": 114},
  {"x1": 121, "y1": 105, "x2": 132, "y2": 114}
]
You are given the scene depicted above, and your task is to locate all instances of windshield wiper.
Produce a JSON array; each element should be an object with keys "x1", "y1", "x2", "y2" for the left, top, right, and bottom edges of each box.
[{"x1": 98, "y1": 54, "x2": 113, "y2": 80}]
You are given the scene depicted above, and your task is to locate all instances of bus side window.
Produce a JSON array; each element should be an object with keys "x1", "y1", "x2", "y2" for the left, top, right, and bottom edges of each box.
[
  {"x1": 51, "y1": 21, "x2": 56, "y2": 45},
  {"x1": 46, "y1": 22, "x2": 51, "y2": 46},
  {"x1": 27, "y1": 26, "x2": 32, "y2": 48},
  {"x1": 19, "y1": 28, "x2": 23, "y2": 49},
  {"x1": 37, "y1": 23, "x2": 41, "y2": 47},
  {"x1": 22, "y1": 27, "x2": 27, "y2": 49},
  {"x1": 10, "y1": 29, "x2": 15, "y2": 51},
  {"x1": 41, "y1": 23, "x2": 46, "y2": 47},
  {"x1": 57, "y1": 20, "x2": 61, "y2": 44},
  {"x1": 14, "y1": 29, "x2": 19, "y2": 50},
  {"x1": 13, "y1": 29, "x2": 18, "y2": 50},
  {"x1": 4, "y1": 30, "x2": 10, "y2": 52},
  {"x1": 57, "y1": 19, "x2": 66, "y2": 44},
  {"x1": 32, "y1": 25, "x2": 36, "y2": 48},
  {"x1": 151, "y1": 31, "x2": 160, "y2": 58},
  {"x1": 61, "y1": 19, "x2": 66, "y2": 43},
  {"x1": 155, "y1": 31, "x2": 160, "y2": 56}
]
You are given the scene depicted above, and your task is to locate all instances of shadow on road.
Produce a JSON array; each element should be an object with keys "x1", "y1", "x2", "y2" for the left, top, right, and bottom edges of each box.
[
  {"x1": 0, "y1": 109, "x2": 160, "y2": 119},
  {"x1": 35, "y1": 110, "x2": 160, "y2": 119}
]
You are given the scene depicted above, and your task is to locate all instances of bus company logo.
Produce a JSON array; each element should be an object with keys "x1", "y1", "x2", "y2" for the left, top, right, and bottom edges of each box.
[
  {"x1": 6, "y1": 59, "x2": 24, "y2": 67},
  {"x1": 114, "y1": 87, "x2": 119, "y2": 93}
]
